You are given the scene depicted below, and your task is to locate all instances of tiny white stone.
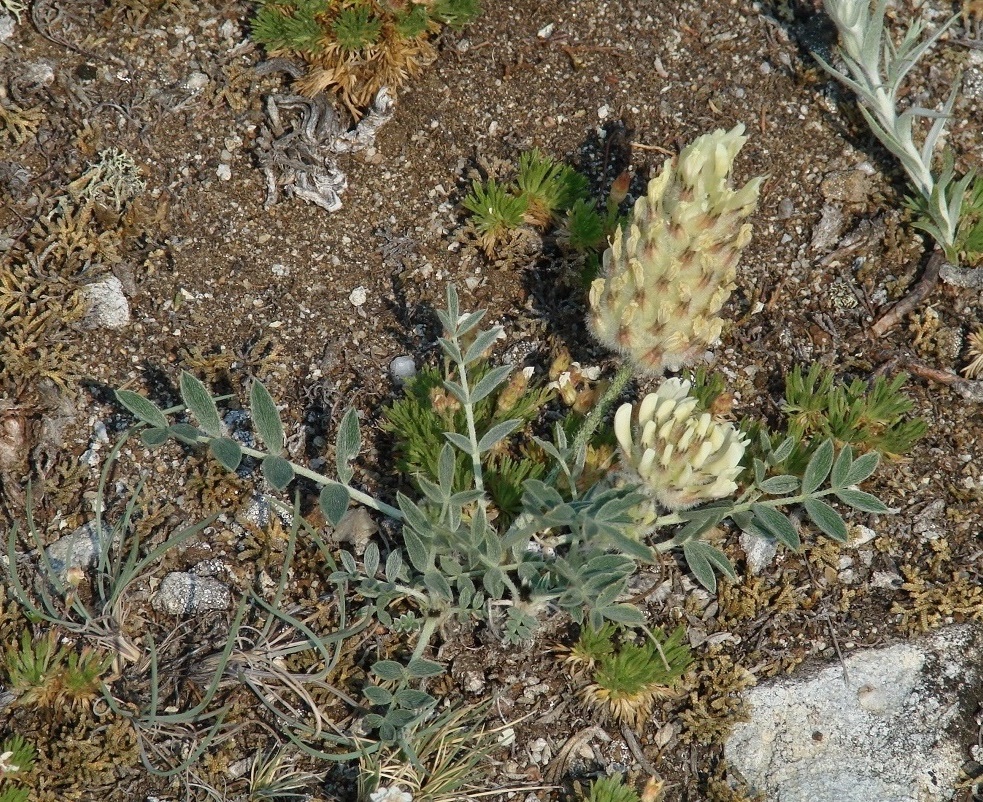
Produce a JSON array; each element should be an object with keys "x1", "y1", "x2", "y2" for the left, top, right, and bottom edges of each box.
[
  {"x1": 83, "y1": 276, "x2": 130, "y2": 329},
  {"x1": 537, "y1": 22, "x2": 555, "y2": 39},
  {"x1": 216, "y1": 163, "x2": 231, "y2": 181},
  {"x1": 597, "y1": 104, "x2": 611, "y2": 120},
  {"x1": 349, "y1": 286, "x2": 368, "y2": 306}
]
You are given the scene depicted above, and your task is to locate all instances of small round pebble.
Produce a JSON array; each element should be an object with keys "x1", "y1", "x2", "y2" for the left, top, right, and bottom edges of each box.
[{"x1": 389, "y1": 355, "x2": 416, "y2": 384}]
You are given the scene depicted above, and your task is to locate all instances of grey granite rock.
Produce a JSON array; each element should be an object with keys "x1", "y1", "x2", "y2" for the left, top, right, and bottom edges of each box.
[
  {"x1": 44, "y1": 521, "x2": 113, "y2": 575},
  {"x1": 725, "y1": 625, "x2": 983, "y2": 802},
  {"x1": 153, "y1": 571, "x2": 232, "y2": 616}
]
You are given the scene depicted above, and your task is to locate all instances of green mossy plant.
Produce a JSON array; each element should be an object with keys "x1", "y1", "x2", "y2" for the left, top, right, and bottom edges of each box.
[
  {"x1": 581, "y1": 775, "x2": 643, "y2": 802},
  {"x1": 250, "y1": 0, "x2": 482, "y2": 113},
  {"x1": 569, "y1": 625, "x2": 692, "y2": 729},
  {"x1": 2, "y1": 630, "x2": 111, "y2": 710},
  {"x1": 0, "y1": 734, "x2": 35, "y2": 802},
  {"x1": 461, "y1": 148, "x2": 625, "y2": 271}
]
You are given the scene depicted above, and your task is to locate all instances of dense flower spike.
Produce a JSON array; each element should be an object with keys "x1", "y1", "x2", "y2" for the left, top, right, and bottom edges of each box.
[
  {"x1": 588, "y1": 125, "x2": 762, "y2": 374},
  {"x1": 615, "y1": 378, "x2": 748, "y2": 511}
]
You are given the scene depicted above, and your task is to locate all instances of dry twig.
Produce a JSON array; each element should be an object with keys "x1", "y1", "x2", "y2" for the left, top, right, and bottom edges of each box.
[{"x1": 871, "y1": 250, "x2": 945, "y2": 337}]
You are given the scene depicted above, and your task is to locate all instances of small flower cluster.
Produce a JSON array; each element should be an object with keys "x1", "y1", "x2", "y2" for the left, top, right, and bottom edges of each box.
[{"x1": 615, "y1": 378, "x2": 748, "y2": 511}]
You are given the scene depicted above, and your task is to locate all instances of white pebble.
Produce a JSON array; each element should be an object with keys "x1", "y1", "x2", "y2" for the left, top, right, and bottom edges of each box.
[{"x1": 349, "y1": 286, "x2": 368, "y2": 306}]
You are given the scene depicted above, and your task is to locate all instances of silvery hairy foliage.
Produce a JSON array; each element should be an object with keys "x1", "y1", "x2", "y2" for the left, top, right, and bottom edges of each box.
[
  {"x1": 814, "y1": 0, "x2": 972, "y2": 259},
  {"x1": 115, "y1": 286, "x2": 893, "y2": 642}
]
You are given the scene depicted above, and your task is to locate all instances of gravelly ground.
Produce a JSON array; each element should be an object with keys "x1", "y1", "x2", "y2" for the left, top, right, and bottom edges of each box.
[{"x1": 2, "y1": 1, "x2": 983, "y2": 800}]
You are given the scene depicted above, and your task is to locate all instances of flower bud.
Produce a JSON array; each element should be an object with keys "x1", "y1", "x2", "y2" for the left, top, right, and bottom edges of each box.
[{"x1": 615, "y1": 378, "x2": 748, "y2": 510}]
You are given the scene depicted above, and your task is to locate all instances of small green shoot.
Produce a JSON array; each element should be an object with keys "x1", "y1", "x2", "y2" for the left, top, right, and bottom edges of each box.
[
  {"x1": 462, "y1": 179, "x2": 529, "y2": 256},
  {"x1": 331, "y1": 5, "x2": 382, "y2": 52}
]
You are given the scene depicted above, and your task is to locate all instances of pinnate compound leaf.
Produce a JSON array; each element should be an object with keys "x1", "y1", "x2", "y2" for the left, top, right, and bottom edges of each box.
[
  {"x1": 757, "y1": 474, "x2": 801, "y2": 495},
  {"x1": 803, "y1": 497, "x2": 848, "y2": 542},
  {"x1": 249, "y1": 380, "x2": 284, "y2": 454},
  {"x1": 682, "y1": 540, "x2": 735, "y2": 593},
  {"x1": 470, "y1": 365, "x2": 512, "y2": 404},
  {"x1": 140, "y1": 427, "x2": 170, "y2": 448},
  {"x1": 751, "y1": 503, "x2": 801, "y2": 550},
  {"x1": 477, "y1": 418, "x2": 522, "y2": 453},
  {"x1": 835, "y1": 487, "x2": 890, "y2": 513},
  {"x1": 843, "y1": 451, "x2": 880, "y2": 487},
  {"x1": 209, "y1": 437, "x2": 242, "y2": 471},
  {"x1": 371, "y1": 660, "x2": 405, "y2": 682},
  {"x1": 802, "y1": 439, "x2": 834, "y2": 494},
  {"x1": 117, "y1": 390, "x2": 169, "y2": 428},
  {"x1": 179, "y1": 371, "x2": 221, "y2": 437},
  {"x1": 262, "y1": 455, "x2": 294, "y2": 490},
  {"x1": 319, "y1": 482, "x2": 350, "y2": 526},
  {"x1": 335, "y1": 408, "x2": 361, "y2": 485}
]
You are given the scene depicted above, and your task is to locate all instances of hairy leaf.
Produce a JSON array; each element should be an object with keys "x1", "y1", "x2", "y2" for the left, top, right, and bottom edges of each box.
[
  {"x1": 179, "y1": 372, "x2": 221, "y2": 437},
  {"x1": 683, "y1": 540, "x2": 736, "y2": 592},
  {"x1": 758, "y1": 474, "x2": 801, "y2": 495},
  {"x1": 320, "y1": 482, "x2": 350, "y2": 526},
  {"x1": 262, "y1": 455, "x2": 294, "y2": 490},
  {"x1": 803, "y1": 497, "x2": 848, "y2": 542},
  {"x1": 802, "y1": 439, "x2": 834, "y2": 494},
  {"x1": 249, "y1": 380, "x2": 284, "y2": 454},
  {"x1": 336, "y1": 408, "x2": 361, "y2": 484},
  {"x1": 463, "y1": 327, "x2": 504, "y2": 364},
  {"x1": 470, "y1": 365, "x2": 512, "y2": 404},
  {"x1": 116, "y1": 390, "x2": 168, "y2": 428},
  {"x1": 477, "y1": 418, "x2": 522, "y2": 453},
  {"x1": 751, "y1": 503, "x2": 801, "y2": 550},
  {"x1": 835, "y1": 487, "x2": 890, "y2": 513},
  {"x1": 209, "y1": 437, "x2": 242, "y2": 471}
]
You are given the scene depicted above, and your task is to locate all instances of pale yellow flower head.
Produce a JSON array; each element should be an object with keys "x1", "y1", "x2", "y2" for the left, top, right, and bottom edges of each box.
[
  {"x1": 615, "y1": 378, "x2": 748, "y2": 511},
  {"x1": 588, "y1": 125, "x2": 762, "y2": 375}
]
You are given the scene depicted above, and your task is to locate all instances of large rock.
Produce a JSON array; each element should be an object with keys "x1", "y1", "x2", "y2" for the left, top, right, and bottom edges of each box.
[{"x1": 725, "y1": 625, "x2": 983, "y2": 802}]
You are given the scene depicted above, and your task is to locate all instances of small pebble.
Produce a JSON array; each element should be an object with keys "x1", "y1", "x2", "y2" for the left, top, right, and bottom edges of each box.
[
  {"x1": 153, "y1": 571, "x2": 232, "y2": 616},
  {"x1": 349, "y1": 286, "x2": 368, "y2": 307},
  {"x1": 389, "y1": 356, "x2": 416, "y2": 384}
]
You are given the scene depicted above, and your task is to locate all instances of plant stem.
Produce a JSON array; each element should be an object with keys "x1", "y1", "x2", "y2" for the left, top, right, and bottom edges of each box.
[
  {"x1": 570, "y1": 361, "x2": 635, "y2": 461},
  {"x1": 870, "y1": 249, "x2": 945, "y2": 337},
  {"x1": 650, "y1": 485, "x2": 852, "y2": 551},
  {"x1": 194, "y1": 435, "x2": 404, "y2": 520}
]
